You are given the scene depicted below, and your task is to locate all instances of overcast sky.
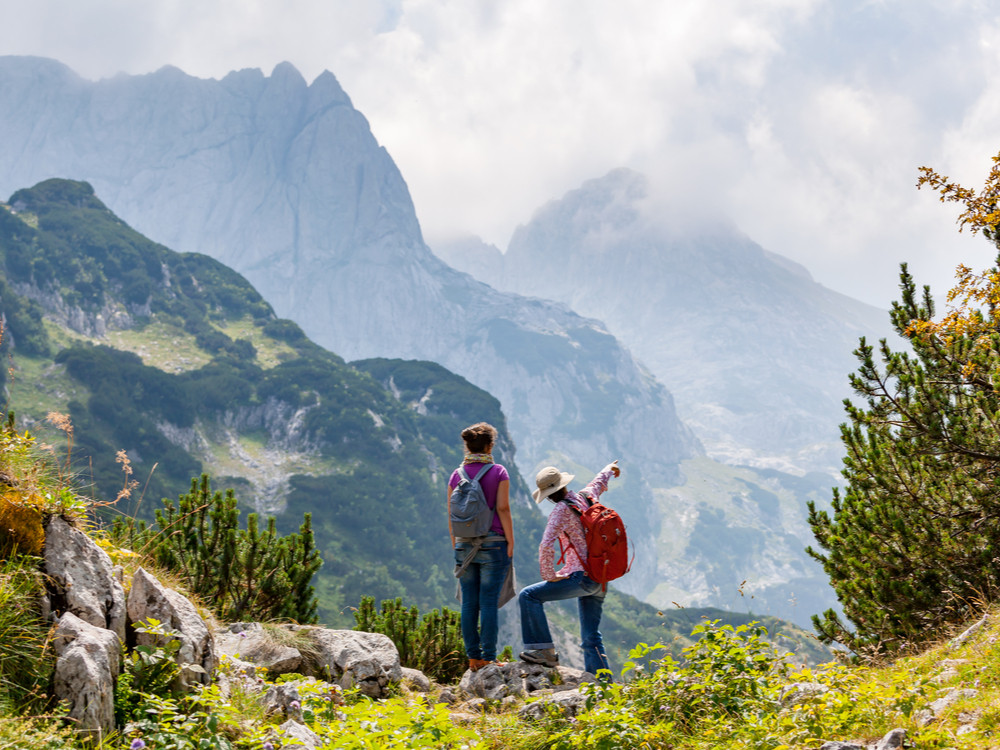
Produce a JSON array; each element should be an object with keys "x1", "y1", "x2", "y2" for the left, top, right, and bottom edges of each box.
[{"x1": 4, "y1": 0, "x2": 1000, "y2": 307}]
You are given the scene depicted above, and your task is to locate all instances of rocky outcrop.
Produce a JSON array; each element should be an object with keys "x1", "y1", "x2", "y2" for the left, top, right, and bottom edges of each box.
[
  {"x1": 518, "y1": 688, "x2": 588, "y2": 720},
  {"x1": 819, "y1": 728, "x2": 906, "y2": 750},
  {"x1": 214, "y1": 623, "x2": 403, "y2": 700},
  {"x1": 400, "y1": 666, "x2": 431, "y2": 692},
  {"x1": 44, "y1": 516, "x2": 126, "y2": 641},
  {"x1": 307, "y1": 628, "x2": 402, "y2": 699},
  {"x1": 51, "y1": 611, "x2": 121, "y2": 740},
  {"x1": 126, "y1": 567, "x2": 215, "y2": 687},
  {"x1": 214, "y1": 622, "x2": 304, "y2": 675},
  {"x1": 458, "y1": 661, "x2": 593, "y2": 702}
]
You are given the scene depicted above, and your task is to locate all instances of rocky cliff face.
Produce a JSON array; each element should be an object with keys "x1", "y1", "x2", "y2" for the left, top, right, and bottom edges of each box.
[
  {"x1": 0, "y1": 57, "x2": 700, "y2": 478},
  {"x1": 0, "y1": 58, "x2": 701, "y2": 595},
  {"x1": 437, "y1": 168, "x2": 890, "y2": 476}
]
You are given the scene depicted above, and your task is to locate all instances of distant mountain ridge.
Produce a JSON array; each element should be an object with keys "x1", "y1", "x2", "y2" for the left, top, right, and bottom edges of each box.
[{"x1": 437, "y1": 168, "x2": 890, "y2": 476}]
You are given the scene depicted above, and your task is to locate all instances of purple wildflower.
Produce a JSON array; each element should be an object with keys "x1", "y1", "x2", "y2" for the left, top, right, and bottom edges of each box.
[
  {"x1": 289, "y1": 700, "x2": 301, "y2": 711},
  {"x1": 130, "y1": 740, "x2": 147, "y2": 750},
  {"x1": 262, "y1": 743, "x2": 274, "y2": 750}
]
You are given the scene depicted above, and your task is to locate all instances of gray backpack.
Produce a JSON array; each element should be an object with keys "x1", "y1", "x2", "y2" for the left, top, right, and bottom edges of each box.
[{"x1": 450, "y1": 463, "x2": 495, "y2": 538}]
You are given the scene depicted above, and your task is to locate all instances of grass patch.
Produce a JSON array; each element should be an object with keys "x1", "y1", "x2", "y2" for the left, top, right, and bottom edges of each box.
[
  {"x1": 0, "y1": 555, "x2": 55, "y2": 712},
  {"x1": 6, "y1": 354, "x2": 87, "y2": 423},
  {"x1": 104, "y1": 319, "x2": 212, "y2": 373},
  {"x1": 214, "y1": 315, "x2": 298, "y2": 370}
]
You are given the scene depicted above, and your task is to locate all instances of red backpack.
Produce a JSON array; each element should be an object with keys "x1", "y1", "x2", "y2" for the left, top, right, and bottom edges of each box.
[{"x1": 559, "y1": 495, "x2": 632, "y2": 590}]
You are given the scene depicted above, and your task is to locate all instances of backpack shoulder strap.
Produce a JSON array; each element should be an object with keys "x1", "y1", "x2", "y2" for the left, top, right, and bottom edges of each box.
[
  {"x1": 456, "y1": 466, "x2": 471, "y2": 483},
  {"x1": 471, "y1": 463, "x2": 494, "y2": 482}
]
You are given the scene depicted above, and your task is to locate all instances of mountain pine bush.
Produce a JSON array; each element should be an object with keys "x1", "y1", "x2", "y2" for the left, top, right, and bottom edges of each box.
[
  {"x1": 354, "y1": 596, "x2": 466, "y2": 682},
  {"x1": 112, "y1": 473, "x2": 322, "y2": 623}
]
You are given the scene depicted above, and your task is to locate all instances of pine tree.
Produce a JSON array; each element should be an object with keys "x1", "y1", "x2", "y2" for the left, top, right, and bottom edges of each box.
[
  {"x1": 807, "y1": 153, "x2": 1000, "y2": 656},
  {"x1": 113, "y1": 474, "x2": 322, "y2": 623},
  {"x1": 807, "y1": 262, "x2": 1000, "y2": 654}
]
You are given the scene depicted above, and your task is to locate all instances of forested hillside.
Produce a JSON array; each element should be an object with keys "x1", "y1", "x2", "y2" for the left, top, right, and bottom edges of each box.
[{"x1": 0, "y1": 178, "x2": 527, "y2": 620}]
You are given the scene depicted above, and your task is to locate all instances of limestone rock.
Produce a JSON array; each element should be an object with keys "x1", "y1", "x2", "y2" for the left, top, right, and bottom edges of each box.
[
  {"x1": 928, "y1": 688, "x2": 979, "y2": 719},
  {"x1": 44, "y1": 516, "x2": 126, "y2": 641},
  {"x1": 214, "y1": 622, "x2": 303, "y2": 675},
  {"x1": 51, "y1": 612, "x2": 120, "y2": 740},
  {"x1": 308, "y1": 628, "x2": 401, "y2": 698},
  {"x1": 401, "y1": 666, "x2": 431, "y2": 692},
  {"x1": 518, "y1": 688, "x2": 587, "y2": 720},
  {"x1": 275, "y1": 717, "x2": 322, "y2": 750},
  {"x1": 126, "y1": 567, "x2": 215, "y2": 687},
  {"x1": 459, "y1": 662, "x2": 527, "y2": 701},
  {"x1": 874, "y1": 728, "x2": 906, "y2": 750},
  {"x1": 262, "y1": 682, "x2": 303, "y2": 721},
  {"x1": 459, "y1": 661, "x2": 588, "y2": 701}
]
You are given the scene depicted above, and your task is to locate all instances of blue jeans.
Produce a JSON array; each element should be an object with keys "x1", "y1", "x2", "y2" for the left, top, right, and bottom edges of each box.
[
  {"x1": 454, "y1": 539, "x2": 509, "y2": 661},
  {"x1": 519, "y1": 570, "x2": 610, "y2": 676}
]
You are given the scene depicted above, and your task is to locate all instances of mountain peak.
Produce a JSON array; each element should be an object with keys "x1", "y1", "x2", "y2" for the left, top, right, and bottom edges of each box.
[
  {"x1": 270, "y1": 61, "x2": 307, "y2": 88},
  {"x1": 309, "y1": 69, "x2": 352, "y2": 107}
]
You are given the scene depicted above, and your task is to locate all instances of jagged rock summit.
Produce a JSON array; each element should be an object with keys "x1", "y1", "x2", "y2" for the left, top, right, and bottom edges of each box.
[{"x1": 0, "y1": 57, "x2": 701, "y2": 597}]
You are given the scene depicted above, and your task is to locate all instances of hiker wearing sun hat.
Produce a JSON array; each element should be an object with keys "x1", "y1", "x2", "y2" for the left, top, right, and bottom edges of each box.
[{"x1": 519, "y1": 460, "x2": 621, "y2": 676}]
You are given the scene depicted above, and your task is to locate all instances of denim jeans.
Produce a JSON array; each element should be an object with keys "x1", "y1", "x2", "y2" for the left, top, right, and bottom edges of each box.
[
  {"x1": 518, "y1": 570, "x2": 610, "y2": 675},
  {"x1": 454, "y1": 539, "x2": 509, "y2": 661}
]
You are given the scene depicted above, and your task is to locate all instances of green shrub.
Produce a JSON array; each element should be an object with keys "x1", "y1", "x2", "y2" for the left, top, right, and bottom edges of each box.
[
  {"x1": 354, "y1": 596, "x2": 465, "y2": 683},
  {"x1": 111, "y1": 474, "x2": 322, "y2": 623}
]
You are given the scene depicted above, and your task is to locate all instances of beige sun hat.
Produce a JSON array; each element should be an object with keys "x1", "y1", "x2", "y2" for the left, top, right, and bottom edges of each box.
[{"x1": 532, "y1": 466, "x2": 574, "y2": 503}]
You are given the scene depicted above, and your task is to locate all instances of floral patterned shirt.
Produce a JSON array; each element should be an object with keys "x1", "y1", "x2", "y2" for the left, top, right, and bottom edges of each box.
[{"x1": 538, "y1": 465, "x2": 615, "y2": 580}]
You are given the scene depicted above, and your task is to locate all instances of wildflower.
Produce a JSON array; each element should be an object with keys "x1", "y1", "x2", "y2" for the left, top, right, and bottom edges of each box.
[
  {"x1": 130, "y1": 740, "x2": 147, "y2": 750},
  {"x1": 289, "y1": 700, "x2": 301, "y2": 711},
  {"x1": 262, "y1": 743, "x2": 274, "y2": 750}
]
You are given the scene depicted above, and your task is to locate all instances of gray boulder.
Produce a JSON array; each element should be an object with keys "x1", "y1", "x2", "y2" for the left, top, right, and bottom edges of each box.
[
  {"x1": 262, "y1": 682, "x2": 303, "y2": 721},
  {"x1": 44, "y1": 516, "x2": 126, "y2": 641},
  {"x1": 51, "y1": 612, "x2": 120, "y2": 740},
  {"x1": 459, "y1": 661, "x2": 590, "y2": 701},
  {"x1": 275, "y1": 718, "x2": 322, "y2": 750},
  {"x1": 126, "y1": 567, "x2": 215, "y2": 687},
  {"x1": 308, "y1": 629, "x2": 402, "y2": 698},
  {"x1": 214, "y1": 622, "x2": 303, "y2": 676},
  {"x1": 518, "y1": 688, "x2": 588, "y2": 720},
  {"x1": 874, "y1": 728, "x2": 907, "y2": 750},
  {"x1": 401, "y1": 666, "x2": 431, "y2": 692}
]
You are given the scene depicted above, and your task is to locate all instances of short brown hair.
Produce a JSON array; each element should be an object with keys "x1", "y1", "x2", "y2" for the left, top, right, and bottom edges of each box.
[{"x1": 461, "y1": 422, "x2": 497, "y2": 454}]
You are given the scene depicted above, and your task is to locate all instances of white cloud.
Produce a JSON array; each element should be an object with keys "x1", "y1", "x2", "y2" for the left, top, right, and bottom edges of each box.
[{"x1": 2, "y1": 0, "x2": 1000, "y2": 305}]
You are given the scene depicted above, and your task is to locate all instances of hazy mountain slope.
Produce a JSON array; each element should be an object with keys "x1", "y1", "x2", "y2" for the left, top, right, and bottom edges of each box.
[
  {"x1": 439, "y1": 168, "x2": 890, "y2": 476},
  {"x1": 0, "y1": 56, "x2": 703, "y2": 597}
]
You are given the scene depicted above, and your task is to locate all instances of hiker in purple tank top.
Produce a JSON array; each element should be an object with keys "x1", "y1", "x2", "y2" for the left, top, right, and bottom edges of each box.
[{"x1": 448, "y1": 422, "x2": 515, "y2": 673}]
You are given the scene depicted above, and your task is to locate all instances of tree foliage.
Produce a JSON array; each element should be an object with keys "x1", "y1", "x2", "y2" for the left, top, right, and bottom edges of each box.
[
  {"x1": 113, "y1": 474, "x2": 322, "y2": 623},
  {"x1": 808, "y1": 154, "x2": 1000, "y2": 654},
  {"x1": 353, "y1": 596, "x2": 466, "y2": 682}
]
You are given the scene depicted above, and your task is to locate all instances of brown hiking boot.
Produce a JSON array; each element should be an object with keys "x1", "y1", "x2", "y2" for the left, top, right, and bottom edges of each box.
[{"x1": 468, "y1": 658, "x2": 489, "y2": 672}]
